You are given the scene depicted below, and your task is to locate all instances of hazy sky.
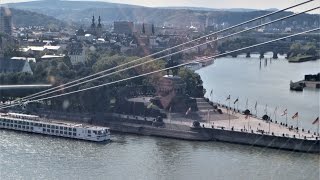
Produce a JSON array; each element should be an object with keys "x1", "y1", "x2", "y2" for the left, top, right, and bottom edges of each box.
[{"x1": 0, "y1": 0, "x2": 319, "y2": 13}]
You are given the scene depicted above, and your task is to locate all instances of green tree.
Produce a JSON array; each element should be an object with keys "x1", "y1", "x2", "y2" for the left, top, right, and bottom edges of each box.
[{"x1": 178, "y1": 68, "x2": 204, "y2": 97}]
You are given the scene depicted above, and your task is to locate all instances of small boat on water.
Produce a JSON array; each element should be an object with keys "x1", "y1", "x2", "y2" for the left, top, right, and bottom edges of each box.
[
  {"x1": 0, "y1": 113, "x2": 110, "y2": 142},
  {"x1": 290, "y1": 81, "x2": 304, "y2": 91}
]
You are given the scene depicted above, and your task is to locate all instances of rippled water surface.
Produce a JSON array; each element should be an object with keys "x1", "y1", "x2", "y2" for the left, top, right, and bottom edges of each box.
[{"x1": 0, "y1": 131, "x2": 319, "y2": 180}]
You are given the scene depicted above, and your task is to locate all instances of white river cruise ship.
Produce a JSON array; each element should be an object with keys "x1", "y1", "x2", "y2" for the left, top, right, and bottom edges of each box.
[{"x1": 0, "y1": 113, "x2": 110, "y2": 142}]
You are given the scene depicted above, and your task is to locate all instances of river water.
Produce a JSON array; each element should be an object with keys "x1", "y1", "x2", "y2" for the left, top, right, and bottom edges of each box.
[
  {"x1": 0, "y1": 54, "x2": 319, "y2": 180},
  {"x1": 198, "y1": 53, "x2": 320, "y2": 132}
]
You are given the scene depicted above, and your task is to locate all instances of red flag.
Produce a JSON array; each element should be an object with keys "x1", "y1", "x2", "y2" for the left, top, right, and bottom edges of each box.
[
  {"x1": 291, "y1": 112, "x2": 298, "y2": 119},
  {"x1": 312, "y1": 117, "x2": 319, "y2": 125}
]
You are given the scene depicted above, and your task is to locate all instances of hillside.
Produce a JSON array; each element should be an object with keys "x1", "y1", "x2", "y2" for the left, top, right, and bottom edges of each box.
[
  {"x1": 6, "y1": 0, "x2": 320, "y2": 27},
  {"x1": 10, "y1": 8, "x2": 68, "y2": 28}
]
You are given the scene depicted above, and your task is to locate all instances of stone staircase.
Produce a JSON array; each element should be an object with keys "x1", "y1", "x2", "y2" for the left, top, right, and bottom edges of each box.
[{"x1": 195, "y1": 98, "x2": 214, "y2": 111}]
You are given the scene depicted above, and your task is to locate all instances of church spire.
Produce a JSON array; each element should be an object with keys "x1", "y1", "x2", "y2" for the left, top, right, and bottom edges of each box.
[
  {"x1": 98, "y1": 16, "x2": 102, "y2": 28},
  {"x1": 91, "y1": 15, "x2": 96, "y2": 28}
]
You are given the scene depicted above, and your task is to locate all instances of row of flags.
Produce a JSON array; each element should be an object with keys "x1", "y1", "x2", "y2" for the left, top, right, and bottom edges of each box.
[
  {"x1": 224, "y1": 95, "x2": 319, "y2": 125},
  {"x1": 225, "y1": 95, "x2": 239, "y2": 105}
]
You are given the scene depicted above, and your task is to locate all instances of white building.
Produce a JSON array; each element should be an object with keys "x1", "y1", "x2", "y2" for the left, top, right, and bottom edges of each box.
[
  {"x1": 11, "y1": 57, "x2": 37, "y2": 63},
  {"x1": 41, "y1": 54, "x2": 65, "y2": 61}
]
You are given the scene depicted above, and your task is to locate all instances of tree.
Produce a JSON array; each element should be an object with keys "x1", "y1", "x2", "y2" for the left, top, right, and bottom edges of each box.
[
  {"x1": 303, "y1": 42, "x2": 317, "y2": 56},
  {"x1": 3, "y1": 45, "x2": 23, "y2": 57},
  {"x1": 178, "y1": 68, "x2": 204, "y2": 97},
  {"x1": 289, "y1": 43, "x2": 302, "y2": 57},
  {"x1": 86, "y1": 51, "x2": 100, "y2": 67}
]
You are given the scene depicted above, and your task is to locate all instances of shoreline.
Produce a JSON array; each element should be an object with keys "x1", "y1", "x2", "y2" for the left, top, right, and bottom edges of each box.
[
  {"x1": 94, "y1": 105, "x2": 320, "y2": 153},
  {"x1": 2, "y1": 106, "x2": 319, "y2": 153}
]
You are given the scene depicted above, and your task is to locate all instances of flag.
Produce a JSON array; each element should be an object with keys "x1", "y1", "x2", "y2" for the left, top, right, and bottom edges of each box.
[
  {"x1": 312, "y1": 117, "x2": 319, "y2": 125},
  {"x1": 292, "y1": 112, "x2": 298, "y2": 119},
  {"x1": 234, "y1": 98, "x2": 239, "y2": 104},
  {"x1": 226, "y1": 95, "x2": 230, "y2": 101},
  {"x1": 281, "y1": 109, "x2": 287, "y2": 116},
  {"x1": 185, "y1": 107, "x2": 191, "y2": 115},
  {"x1": 254, "y1": 101, "x2": 257, "y2": 110}
]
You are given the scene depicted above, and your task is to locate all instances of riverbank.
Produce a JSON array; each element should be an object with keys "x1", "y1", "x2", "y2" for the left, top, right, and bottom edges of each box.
[
  {"x1": 94, "y1": 110, "x2": 319, "y2": 153},
  {"x1": 20, "y1": 107, "x2": 319, "y2": 153}
]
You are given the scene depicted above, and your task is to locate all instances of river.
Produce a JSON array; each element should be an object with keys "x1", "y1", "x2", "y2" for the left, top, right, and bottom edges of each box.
[
  {"x1": 0, "y1": 54, "x2": 319, "y2": 180},
  {"x1": 0, "y1": 131, "x2": 319, "y2": 180},
  {"x1": 198, "y1": 53, "x2": 320, "y2": 132}
]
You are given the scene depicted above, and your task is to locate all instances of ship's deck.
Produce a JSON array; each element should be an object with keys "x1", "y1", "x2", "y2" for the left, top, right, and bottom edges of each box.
[{"x1": 0, "y1": 113, "x2": 109, "y2": 130}]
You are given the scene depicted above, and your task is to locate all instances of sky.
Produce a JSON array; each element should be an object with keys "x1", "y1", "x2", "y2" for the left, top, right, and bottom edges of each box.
[{"x1": 0, "y1": 0, "x2": 319, "y2": 13}]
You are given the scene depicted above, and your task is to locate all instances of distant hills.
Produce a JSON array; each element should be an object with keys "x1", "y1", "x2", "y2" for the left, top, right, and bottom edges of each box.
[
  {"x1": 10, "y1": 8, "x2": 68, "y2": 28},
  {"x1": 161, "y1": 7, "x2": 278, "y2": 12},
  {"x1": 5, "y1": 0, "x2": 319, "y2": 27}
]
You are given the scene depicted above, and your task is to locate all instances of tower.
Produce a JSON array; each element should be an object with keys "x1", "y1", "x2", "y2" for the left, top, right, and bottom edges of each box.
[
  {"x1": 0, "y1": 7, "x2": 12, "y2": 35},
  {"x1": 142, "y1": 23, "x2": 145, "y2": 34},
  {"x1": 97, "y1": 16, "x2": 102, "y2": 28},
  {"x1": 96, "y1": 16, "x2": 103, "y2": 37},
  {"x1": 151, "y1": 24, "x2": 155, "y2": 35},
  {"x1": 91, "y1": 15, "x2": 96, "y2": 29}
]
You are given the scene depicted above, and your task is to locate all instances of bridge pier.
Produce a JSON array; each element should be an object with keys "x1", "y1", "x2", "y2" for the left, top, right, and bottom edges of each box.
[
  {"x1": 272, "y1": 51, "x2": 278, "y2": 59},
  {"x1": 259, "y1": 52, "x2": 264, "y2": 59}
]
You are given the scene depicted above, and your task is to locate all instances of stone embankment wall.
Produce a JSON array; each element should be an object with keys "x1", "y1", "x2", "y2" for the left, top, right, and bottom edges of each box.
[{"x1": 195, "y1": 128, "x2": 320, "y2": 153}]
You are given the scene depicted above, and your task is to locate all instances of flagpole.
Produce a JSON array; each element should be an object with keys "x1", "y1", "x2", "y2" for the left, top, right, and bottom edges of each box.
[
  {"x1": 269, "y1": 119, "x2": 271, "y2": 134},
  {"x1": 228, "y1": 100, "x2": 231, "y2": 128},
  {"x1": 209, "y1": 109, "x2": 211, "y2": 125},
  {"x1": 233, "y1": 103, "x2": 235, "y2": 114},
  {"x1": 296, "y1": 116, "x2": 299, "y2": 132},
  {"x1": 285, "y1": 113, "x2": 288, "y2": 125},
  {"x1": 255, "y1": 101, "x2": 258, "y2": 117},
  {"x1": 266, "y1": 104, "x2": 268, "y2": 115},
  {"x1": 274, "y1": 107, "x2": 277, "y2": 122},
  {"x1": 248, "y1": 115, "x2": 250, "y2": 131},
  {"x1": 237, "y1": 103, "x2": 239, "y2": 112},
  {"x1": 317, "y1": 120, "x2": 319, "y2": 137},
  {"x1": 318, "y1": 120, "x2": 320, "y2": 136},
  {"x1": 246, "y1": 98, "x2": 248, "y2": 109}
]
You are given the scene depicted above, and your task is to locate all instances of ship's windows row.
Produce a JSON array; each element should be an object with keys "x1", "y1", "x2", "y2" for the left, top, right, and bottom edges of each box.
[
  {"x1": 0, "y1": 122, "x2": 34, "y2": 130},
  {"x1": 42, "y1": 128, "x2": 76, "y2": 136},
  {"x1": 0, "y1": 119, "x2": 77, "y2": 132}
]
